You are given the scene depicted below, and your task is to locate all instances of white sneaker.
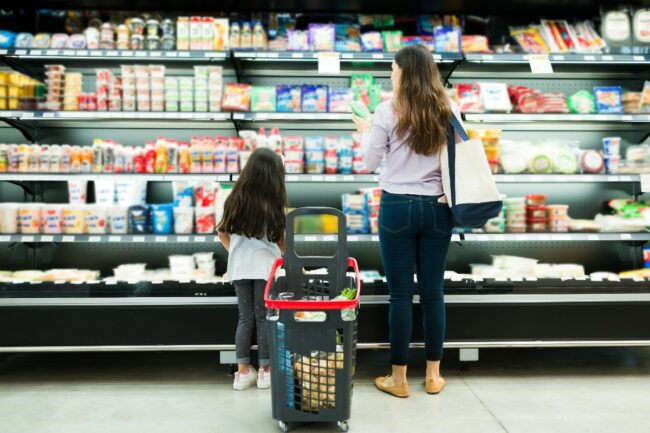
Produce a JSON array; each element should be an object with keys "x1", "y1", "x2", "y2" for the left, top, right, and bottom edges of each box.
[
  {"x1": 257, "y1": 368, "x2": 271, "y2": 389},
  {"x1": 233, "y1": 367, "x2": 258, "y2": 391}
]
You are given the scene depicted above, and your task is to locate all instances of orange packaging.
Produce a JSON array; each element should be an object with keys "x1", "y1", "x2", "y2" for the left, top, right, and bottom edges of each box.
[
  {"x1": 70, "y1": 146, "x2": 83, "y2": 173},
  {"x1": 179, "y1": 143, "x2": 191, "y2": 174},
  {"x1": 154, "y1": 139, "x2": 168, "y2": 174}
]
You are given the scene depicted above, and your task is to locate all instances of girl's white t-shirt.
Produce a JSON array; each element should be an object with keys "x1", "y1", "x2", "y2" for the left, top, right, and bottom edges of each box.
[{"x1": 226, "y1": 233, "x2": 282, "y2": 282}]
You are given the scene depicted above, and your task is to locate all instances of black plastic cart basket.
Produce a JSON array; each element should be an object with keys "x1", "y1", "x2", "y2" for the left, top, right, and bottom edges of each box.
[{"x1": 264, "y1": 208, "x2": 361, "y2": 432}]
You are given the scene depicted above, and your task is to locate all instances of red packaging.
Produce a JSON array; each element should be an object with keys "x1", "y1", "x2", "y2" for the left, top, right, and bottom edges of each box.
[
  {"x1": 526, "y1": 205, "x2": 547, "y2": 220},
  {"x1": 194, "y1": 207, "x2": 216, "y2": 234},
  {"x1": 134, "y1": 147, "x2": 146, "y2": 173},
  {"x1": 144, "y1": 141, "x2": 156, "y2": 174},
  {"x1": 194, "y1": 182, "x2": 218, "y2": 207}
]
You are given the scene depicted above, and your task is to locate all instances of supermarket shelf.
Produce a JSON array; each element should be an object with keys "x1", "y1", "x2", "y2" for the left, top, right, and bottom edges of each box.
[
  {"x1": 0, "y1": 234, "x2": 221, "y2": 243},
  {"x1": 464, "y1": 53, "x2": 650, "y2": 64},
  {"x1": 1, "y1": 173, "x2": 643, "y2": 185},
  {"x1": 233, "y1": 112, "x2": 350, "y2": 121},
  {"x1": 0, "y1": 173, "x2": 232, "y2": 182},
  {"x1": 0, "y1": 48, "x2": 229, "y2": 61},
  {"x1": 464, "y1": 113, "x2": 650, "y2": 123},
  {"x1": 0, "y1": 111, "x2": 232, "y2": 122},
  {"x1": 232, "y1": 51, "x2": 461, "y2": 63},
  {"x1": 294, "y1": 233, "x2": 650, "y2": 242},
  {"x1": 493, "y1": 174, "x2": 642, "y2": 183}
]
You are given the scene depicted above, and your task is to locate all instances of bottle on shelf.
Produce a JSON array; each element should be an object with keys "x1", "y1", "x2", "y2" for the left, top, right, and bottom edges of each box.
[
  {"x1": 256, "y1": 127, "x2": 267, "y2": 149},
  {"x1": 268, "y1": 128, "x2": 283, "y2": 155}
]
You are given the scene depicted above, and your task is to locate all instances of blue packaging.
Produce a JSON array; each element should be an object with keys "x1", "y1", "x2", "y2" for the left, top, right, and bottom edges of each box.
[
  {"x1": 301, "y1": 85, "x2": 329, "y2": 112},
  {"x1": 328, "y1": 88, "x2": 355, "y2": 113},
  {"x1": 276, "y1": 85, "x2": 302, "y2": 113},
  {"x1": 433, "y1": 26, "x2": 461, "y2": 53},
  {"x1": 128, "y1": 205, "x2": 151, "y2": 234},
  {"x1": 593, "y1": 86, "x2": 623, "y2": 114},
  {"x1": 151, "y1": 204, "x2": 174, "y2": 234},
  {"x1": 0, "y1": 31, "x2": 16, "y2": 48}
]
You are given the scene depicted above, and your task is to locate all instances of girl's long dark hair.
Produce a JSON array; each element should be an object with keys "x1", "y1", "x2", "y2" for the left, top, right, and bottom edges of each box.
[
  {"x1": 217, "y1": 148, "x2": 287, "y2": 243},
  {"x1": 394, "y1": 44, "x2": 452, "y2": 156}
]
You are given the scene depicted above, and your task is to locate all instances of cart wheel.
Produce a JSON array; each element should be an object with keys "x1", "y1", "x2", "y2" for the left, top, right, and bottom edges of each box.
[
  {"x1": 278, "y1": 421, "x2": 289, "y2": 432},
  {"x1": 337, "y1": 421, "x2": 349, "y2": 432}
]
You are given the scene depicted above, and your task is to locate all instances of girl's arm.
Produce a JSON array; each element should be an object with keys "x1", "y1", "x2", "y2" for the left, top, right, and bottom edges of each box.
[{"x1": 218, "y1": 231, "x2": 231, "y2": 252}]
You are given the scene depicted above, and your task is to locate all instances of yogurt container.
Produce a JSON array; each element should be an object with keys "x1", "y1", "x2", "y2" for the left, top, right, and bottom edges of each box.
[
  {"x1": 108, "y1": 205, "x2": 128, "y2": 234},
  {"x1": 85, "y1": 205, "x2": 108, "y2": 234},
  {"x1": 62, "y1": 206, "x2": 86, "y2": 234},
  {"x1": 18, "y1": 204, "x2": 42, "y2": 234},
  {"x1": 40, "y1": 204, "x2": 63, "y2": 234},
  {"x1": 173, "y1": 207, "x2": 194, "y2": 234},
  {"x1": 67, "y1": 180, "x2": 88, "y2": 204},
  {"x1": 602, "y1": 136, "x2": 621, "y2": 156},
  {"x1": 0, "y1": 204, "x2": 19, "y2": 233},
  {"x1": 195, "y1": 206, "x2": 215, "y2": 234}
]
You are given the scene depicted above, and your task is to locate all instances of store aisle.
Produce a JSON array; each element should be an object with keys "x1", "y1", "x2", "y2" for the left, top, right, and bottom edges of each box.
[{"x1": 1, "y1": 348, "x2": 649, "y2": 433}]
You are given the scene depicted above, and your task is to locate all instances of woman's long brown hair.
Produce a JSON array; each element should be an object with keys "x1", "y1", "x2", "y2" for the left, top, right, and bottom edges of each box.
[
  {"x1": 394, "y1": 45, "x2": 452, "y2": 156},
  {"x1": 217, "y1": 147, "x2": 287, "y2": 243}
]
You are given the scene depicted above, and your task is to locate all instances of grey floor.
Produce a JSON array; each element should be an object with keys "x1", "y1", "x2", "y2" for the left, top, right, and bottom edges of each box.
[{"x1": 1, "y1": 348, "x2": 650, "y2": 433}]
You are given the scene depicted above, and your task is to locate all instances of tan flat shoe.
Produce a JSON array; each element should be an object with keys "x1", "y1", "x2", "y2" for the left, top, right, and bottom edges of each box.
[
  {"x1": 426, "y1": 376, "x2": 446, "y2": 394},
  {"x1": 375, "y1": 375, "x2": 410, "y2": 398}
]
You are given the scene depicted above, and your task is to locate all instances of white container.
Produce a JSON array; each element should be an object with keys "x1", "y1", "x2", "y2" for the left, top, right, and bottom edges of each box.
[
  {"x1": 95, "y1": 179, "x2": 116, "y2": 205},
  {"x1": 18, "y1": 204, "x2": 42, "y2": 234},
  {"x1": 193, "y1": 252, "x2": 214, "y2": 264},
  {"x1": 113, "y1": 263, "x2": 147, "y2": 281},
  {"x1": 169, "y1": 255, "x2": 195, "y2": 274},
  {"x1": 173, "y1": 207, "x2": 194, "y2": 234},
  {"x1": 85, "y1": 205, "x2": 108, "y2": 234},
  {"x1": 62, "y1": 206, "x2": 86, "y2": 234},
  {"x1": 491, "y1": 255, "x2": 539, "y2": 275},
  {"x1": 40, "y1": 204, "x2": 63, "y2": 234},
  {"x1": 107, "y1": 205, "x2": 129, "y2": 234},
  {"x1": 0, "y1": 203, "x2": 19, "y2": 234},
  {"x1": 67, "y1": 180, "x2": 88, "y2": 204}
]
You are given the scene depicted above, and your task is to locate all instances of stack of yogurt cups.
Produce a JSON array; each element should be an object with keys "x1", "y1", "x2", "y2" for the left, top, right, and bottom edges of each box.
[{"x1": 603, "y1": 137, "x2": 621, "y2": 174}]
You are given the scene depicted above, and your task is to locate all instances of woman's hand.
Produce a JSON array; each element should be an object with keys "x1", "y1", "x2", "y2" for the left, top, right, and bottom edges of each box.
[{"x1": 352, "y1": 114, "x2": 372, "y2": 135}]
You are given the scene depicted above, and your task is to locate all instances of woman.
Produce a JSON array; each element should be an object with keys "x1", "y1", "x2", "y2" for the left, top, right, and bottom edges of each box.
[{"x1": 353, "y1": 45, "x2": 463, "y2": 398}]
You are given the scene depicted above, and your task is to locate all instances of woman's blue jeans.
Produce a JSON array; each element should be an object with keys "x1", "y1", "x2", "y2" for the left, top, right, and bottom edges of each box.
[{"x1": 378, "y1": 191, "x2": 453, "y2": 365}]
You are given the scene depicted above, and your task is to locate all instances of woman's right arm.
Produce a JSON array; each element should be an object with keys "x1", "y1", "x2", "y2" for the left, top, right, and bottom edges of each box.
[{"x1": 357, "y1": 105, "x2": 389, "y2": 172}]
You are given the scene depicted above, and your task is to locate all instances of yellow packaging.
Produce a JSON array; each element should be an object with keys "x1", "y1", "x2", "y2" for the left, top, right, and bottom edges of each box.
[
  {"x1": 62, "y1": 207, "x2": 86, "y2": 234},
  {"x1": 8, "y1": 86, "x2": 19, "y2": 98},
  {"x1": 213, "y1": 18, "x2": 229, "y2": 50},
  {"x1": 0, "y1": 99, "x2": 6, "y2": 110},
  {"x1": 7, "y1": 98, "x2": 18, "y2": 110}
]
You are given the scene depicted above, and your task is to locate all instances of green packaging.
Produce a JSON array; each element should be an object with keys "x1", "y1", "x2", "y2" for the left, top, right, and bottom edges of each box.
[
  {"x1": 250, "y1": 86, "x2": 277, "y2": 112},
  {"x1": 381, "y1": 30, "x2": 403, "y2": 52}
]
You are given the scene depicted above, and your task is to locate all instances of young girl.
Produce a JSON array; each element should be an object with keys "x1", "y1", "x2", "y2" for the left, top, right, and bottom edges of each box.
[{"x1": 217, "y1": 147, "x2": 287, "y2": 390}]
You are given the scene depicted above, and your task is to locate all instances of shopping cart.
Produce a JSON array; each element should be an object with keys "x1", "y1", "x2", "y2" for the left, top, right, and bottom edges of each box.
[{"x1": 264, "y1": 207, "x2": 361, "y2": 432}]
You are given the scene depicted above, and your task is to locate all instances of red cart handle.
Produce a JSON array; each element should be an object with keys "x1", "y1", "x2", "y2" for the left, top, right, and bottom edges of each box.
[{"x1": 264, "y1": 257, "x2": 361, "y2": 310}]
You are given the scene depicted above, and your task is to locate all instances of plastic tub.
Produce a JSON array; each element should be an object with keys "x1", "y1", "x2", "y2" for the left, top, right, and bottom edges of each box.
[
  {"x1": 547, "y1": 204, "x2": 569, "y2": 219},
  {"x1": 18, "y1": 204, "x2": 42, "y2": 234},
  {"x1": 41, "y1": 204, "x2": 63, "y2": 234},
  {"x1": 525, "y1": 194, "x2": 547, "y2": 206},
  {"x1": 0, "y1": 203, "x2": 19, "y2": 233},
  {"x1": 108, "y1": 205, "x2": 128, "y2": 234},
  {"x1": 85, "y1": 205, "x2": 108, "y2": 234},
  {"x1": 173, "y1": 207, "x2": 194, "y2": 234},
  {"x1": 527, "y1": 221, "x2": 547, "y2": 232},
  {"x1": 113, "y1": 263, "x2": 147, "y2": 281},
  {"x1": 194, "y1": 206, "x2": 215, "y2": 234},
  {"x1": 526, "y1": 205, "x2": 547, "y2": 220},
  {"x1": 62, "y1": 206, "x2": 86, "y2": 234},
  {"x1": 491, "y1": 255, "x2": 538, "y2": 274}
]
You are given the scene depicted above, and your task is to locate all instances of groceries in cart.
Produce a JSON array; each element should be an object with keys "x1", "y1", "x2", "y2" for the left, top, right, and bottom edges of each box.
[{"x1": 294, "y1": 288, "x2": 357, "y2": 322}]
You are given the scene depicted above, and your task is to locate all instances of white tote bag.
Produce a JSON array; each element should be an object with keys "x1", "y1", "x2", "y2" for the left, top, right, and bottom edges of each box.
[{"x1": 440, "y1": 114, "x2": 502, "y2": 228}]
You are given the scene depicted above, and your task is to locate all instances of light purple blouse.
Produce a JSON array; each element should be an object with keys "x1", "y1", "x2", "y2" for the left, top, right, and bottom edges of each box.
[{"x1": 361, "y1": 98, "x2": 463, "y2": 196}]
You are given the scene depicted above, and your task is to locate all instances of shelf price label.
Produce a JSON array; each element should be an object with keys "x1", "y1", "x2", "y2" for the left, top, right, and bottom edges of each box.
[
  {"x1": 528, "y1": 54, "x2": 553, "y2": 74},
  {"x1": 318, "y1": 53, "x2": 341, "y2": 75}
]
